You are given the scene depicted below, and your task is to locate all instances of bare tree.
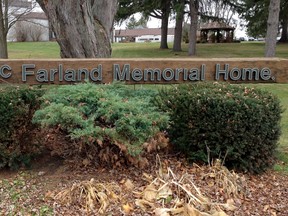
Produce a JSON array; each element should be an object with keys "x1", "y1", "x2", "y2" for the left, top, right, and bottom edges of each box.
[
  {"x1": 265, "y1": 0, "x2": 281, "y2": 57},
  {"x1": 15, "y1": 21, "x2": 28, "y2": 42},
  {"x1": 14, "y1": 21, "x2": 45, "y2": 42},
  {"x1": 0, "y1": 0, "x2": 36, "y2": 58},
  {"x1": 199, "y1": 0, "x2": 238, "y2": 25},
  {"x1": 28, "y1": 22, "x2": 45, "y2": 41},
  {"x1": 36, "y1": 0, "x2": 118, "y2": 58}
]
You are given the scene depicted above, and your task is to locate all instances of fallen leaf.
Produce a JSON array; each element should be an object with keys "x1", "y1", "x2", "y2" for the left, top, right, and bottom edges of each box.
[
  {"x1": 212, "y1": 211, "x2": 228, "y2": 216},
  {"x1": 184, "y1": 204, "x2": 209, "y2": 216},
  {"x1": 263, "y1": 204, "x2": 270, "y2": 211},
  {"x1": 221, "y1": 198, "x2": 237, "y2": 211},
  {"x1": 208, "y1": 181, "x2": 215, "y2": 187},
  {"x1": 82, "y1": 158, "x2": 90, "y2": 167},
  {"x1": 143, "y1": 184, "x2": 158, "y2": 202},
  {"x1": 97, "y1": 139, "x2": 103, "y2": 147},
  {"x1": 154, "y1": 208, "x2": 170, "y2": 216},
  {"x1": 124, "y1": 179, "x2": 134, "y2": 191},
  {"x1": 44, "y1": 190, "x2": 53, "y2": 199},
  {"x1": 122, "y1": 203, "x2": 133, "y2": 214},
  {"x1": 157, "y1": 184, "x2": 173, "y2": 200},
  {"x1": 135, "y1": 199, "x2": 155, "y2": 211},
  {"x1": 142, "y1": 172, "x2": 153, "y2": 182}
]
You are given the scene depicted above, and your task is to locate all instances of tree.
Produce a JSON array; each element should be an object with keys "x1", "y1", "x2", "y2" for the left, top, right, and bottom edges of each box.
[
  {"x1": 36, "y1": 0, "x2": 118, "y2": 58},
  {"x1": 279, "y1": 17, "x2": 288, "y2": 42},
  {"x1": 200, "y1": 0, "x2": 239, "y2": 25},
  {"x1": 15, "y1": 21, "x2": 45, "y2": 42},
  {"x1": 172, "y1": 0, "x2": 186, "y2": 51},
  {"x1": 117, "y1": 0, "x2": 172, "y2": 49},
  {"x1": 143, "y1": 0, "x2": 172, "y2": 49},
  {"x1": 116, "y1": 0, "x2": 143, "y2": 22},
  {"x1": 159, "y1": 0, "x2": 172, "y2": 49},
  {"x1": 188, "y1": 0, "x2": 199, "y2": 56},
  {"x1": 0, "y1": 0, "x2": 35, "y2": 58},
  {"x1": 187, "y1": 0, "x2": 240, "y2": 56},
  {"x1": 265, "y1": 0, "x2": 280, "y2": 57},
  {"x1": 278, "y1": 0, "x2": 288, "y2": 42},
  {"x1": 126, "y1": 15, "x2": 148, "y2": 29},
  {"x1": 239, "y1": 0, "x2": 270, "y2": 38},
  {"x1": 239, "y1": 0, "x2": 288, "y2": 42}
]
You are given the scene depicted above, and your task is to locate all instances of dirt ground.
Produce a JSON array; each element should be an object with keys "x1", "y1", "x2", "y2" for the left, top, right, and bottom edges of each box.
[{"x1": 0, "y1": 153, "x2": 287, "y2": 216}]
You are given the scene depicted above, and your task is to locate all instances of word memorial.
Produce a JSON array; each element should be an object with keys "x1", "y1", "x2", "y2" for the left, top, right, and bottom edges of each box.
[{"x1": 0, "y1": 59, "x2": 287, "y2": 84}]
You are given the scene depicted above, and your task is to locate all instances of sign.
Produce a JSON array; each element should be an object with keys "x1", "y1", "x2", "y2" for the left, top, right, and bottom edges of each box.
[{"x1": 1, "y1": 58, "x2": 288, "y2": 84}]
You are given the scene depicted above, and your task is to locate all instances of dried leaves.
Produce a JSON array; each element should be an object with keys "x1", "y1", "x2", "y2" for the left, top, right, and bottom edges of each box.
[
  {"x1": 202, "y1": 159, "x2": 248, "y2": 199},
  {"x1": 1, "y1": 155, "x2": 287, "y2": 215},
  {"x1": 54, "y1": 178, "x2": 120, "y2": 214},
  {"x1": 132, "y1": 157, "x2": 245, "y2": 216}
]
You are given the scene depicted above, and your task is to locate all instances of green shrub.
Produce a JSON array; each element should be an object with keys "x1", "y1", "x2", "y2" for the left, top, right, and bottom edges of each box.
[
  {"x1": 155, "y1": 82, "x2": 282, "y2": 173},
  {"x1": 33, "y1": 83, "x2": 169, "y2": 165},
  {"x1": 0, "y1": 86, "x2": 44, "y2": 169}
]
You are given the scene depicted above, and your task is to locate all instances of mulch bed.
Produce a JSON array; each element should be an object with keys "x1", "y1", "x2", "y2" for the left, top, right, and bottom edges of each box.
[{"x1": 0, "y1": 154, "x2": 287, "y2": 215}]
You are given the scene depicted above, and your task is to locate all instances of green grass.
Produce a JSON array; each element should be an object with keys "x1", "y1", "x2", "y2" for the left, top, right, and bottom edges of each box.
[
  {"x1": 245, "y1": 84, "x2": 288, "y2": 149},
  {"x1": 113, "y1": 42, "x2": 288, "y2": 58},
  {"x1": 8, "y1": 41, "x2": 60, "y2": 59},
  {"x1": 274, "y1": 151, "x2": 288, "y2": 172},
  {"x1": 7, "y1": 41, "x2": 288, "y2": 59},
  {"x1": 245, "y1": 84, "x2": 288, "y2": 173},
  {"x1": 6, "y1": 41, "x2": 288, "y2": 173}
]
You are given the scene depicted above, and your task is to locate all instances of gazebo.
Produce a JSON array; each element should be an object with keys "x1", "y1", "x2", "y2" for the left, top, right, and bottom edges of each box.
[{"x1": 200, "y1": 22, "x2": 235, "y2": 43}]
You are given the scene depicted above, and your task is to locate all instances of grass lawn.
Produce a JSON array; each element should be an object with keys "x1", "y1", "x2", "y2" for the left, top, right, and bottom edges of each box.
[
  {"x1": 6, "y1": 41, "x2": 288, "y2": 172},
  {"x1": 247, "y1": 84, "x2": 288, "y2": 172},
  {"x1": 7, "y1": 41, "x2": 288, "y2": 59},
  {"x1": 8, "y1": 42, "x2": 60, "y2": 59}
]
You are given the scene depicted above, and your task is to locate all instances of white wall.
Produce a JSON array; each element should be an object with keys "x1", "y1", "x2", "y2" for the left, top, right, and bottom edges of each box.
[
  {"x1": 135, "y1": 35, "x2": 161, "y2": 43},
  {"x1": 135, "y1": 35, "x2": 174, "y2": 43}
]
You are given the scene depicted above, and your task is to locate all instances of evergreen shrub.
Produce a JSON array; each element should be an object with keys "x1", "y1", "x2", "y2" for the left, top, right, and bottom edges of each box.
[
  {"x1": 33, "y1": 83, "x2": 169, "y2": 166},
  {"x1": 0, "y1": 86, "x2": 44, "y2": 169},
  {"x1": 155, "y1": 82, "x2": 282, "y2": 173}
]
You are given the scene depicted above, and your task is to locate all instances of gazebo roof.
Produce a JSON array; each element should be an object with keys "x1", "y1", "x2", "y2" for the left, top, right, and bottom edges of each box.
[{"x1": 200, "y1": 22, "x2": 235, "y2": 31}]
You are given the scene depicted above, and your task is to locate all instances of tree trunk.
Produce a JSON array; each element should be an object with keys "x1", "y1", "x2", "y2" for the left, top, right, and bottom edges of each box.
[
  {"x1": 265, "y1": 0, "x2": 280, "y2": 57},
  {"x1": 36, "y1": 0, "x2": 118, "y2": 58},
  {"x1": 279, "y1": 18, "x2": 288, "y2": 43},
  {"x1": 92, "y1": 0, "x2": 118, "y2": 40},
  {"x1": 0, "y1": 0, "x2": 8, "y2": 59},
  {"x1": 160, "y1": 0, "x2": 170, "y2": 49},
  {"x1": 188, "y1": 0, "x2": 198, "y2": 56},
  {"x1": 0, "y1": 33, "x2": 8, "y2": 59},
  {"x1": 173, "y1": 0, "x2": 185, "y2": 52}
]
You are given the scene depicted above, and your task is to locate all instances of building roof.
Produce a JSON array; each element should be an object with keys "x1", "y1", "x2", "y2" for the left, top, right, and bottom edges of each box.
[
  {"x1": 115, "y1": 28, "x2": 175, "y2": 37},
  {"x1": 9, "y1": 0, "x2": 32, "y2": 8},
  {"x1": 20, "y1": 12, "x2": 47, "y2": 20},
  {"x1": 200, "y1": 22, "x2": 235, "y2": 31}
]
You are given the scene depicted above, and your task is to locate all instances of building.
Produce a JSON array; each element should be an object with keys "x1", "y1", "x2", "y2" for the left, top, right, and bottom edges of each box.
[
  {"x1": 114, "y1": 28, "x2": 175, "y2": 43},
  {"x1": 9, "y1": 0, "x2": 32, "y2": 10},
  {"x1": 7, "y1": 0, "x2": 50, "y2": 42}
]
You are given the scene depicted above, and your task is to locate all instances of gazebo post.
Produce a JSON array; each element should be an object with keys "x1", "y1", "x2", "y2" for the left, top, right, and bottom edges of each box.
[
  {"x1": 225, "y1": 30, "x2": 229, "y2": 42},
  {"x1": 216, "y1": 30, "x2": 220, "y2": 43}
]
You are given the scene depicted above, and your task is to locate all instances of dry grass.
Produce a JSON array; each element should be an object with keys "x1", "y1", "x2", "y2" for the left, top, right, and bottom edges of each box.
[
  {"x1": 54, "y1": 179, "x2": 120, "y2": 214},
  {"x1": 133, "y1": 156, "x2": 247, "y2": 216}
]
